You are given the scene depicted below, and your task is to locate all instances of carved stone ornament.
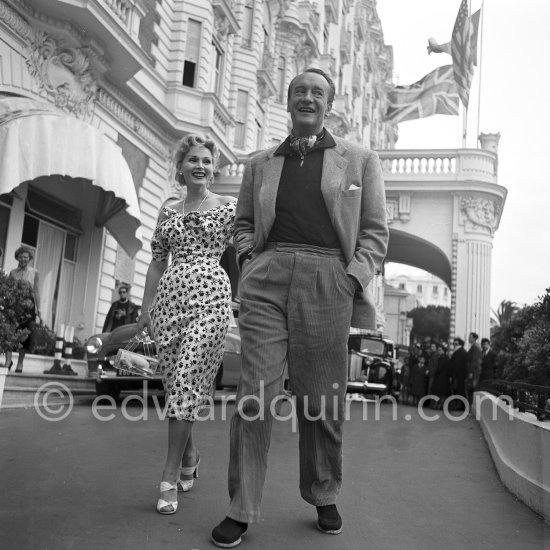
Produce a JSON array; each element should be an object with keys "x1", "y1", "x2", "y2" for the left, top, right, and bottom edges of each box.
[
  {"x1": 26, "y1": 31, "x2": 98, "y2": 117},
  {"x1": 324, "y1": 117, "x2": 348, "y2": 138},
  {"x1": 385, "y1": 195, "x2": 411, "y2": 225},
  {"x1": 460, "y1": 196, "x2": 500, "y2": 234},
  {"x1": 214, "y1": 11, "x2": 231, "y2": 42},
  {"x1": 257, "y1": 78, "x2": 272, "y2": 101},
  {"x1": 294, "y1": 35, "x2": 312, "y2": 73}
]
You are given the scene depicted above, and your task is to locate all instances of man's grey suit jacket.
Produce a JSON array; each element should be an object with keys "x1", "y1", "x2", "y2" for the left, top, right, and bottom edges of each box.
[{"x1": 234, "y1": 135, "x2": 389, "y2": 329}]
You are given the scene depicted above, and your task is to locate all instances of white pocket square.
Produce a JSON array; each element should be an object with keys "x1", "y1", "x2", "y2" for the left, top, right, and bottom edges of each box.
[{"x1": 347, "y1": 184, "x2": 360, "y2": 191}]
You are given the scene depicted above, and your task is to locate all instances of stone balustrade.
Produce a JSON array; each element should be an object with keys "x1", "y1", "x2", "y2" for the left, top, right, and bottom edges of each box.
[
  {"x1": 100, "y1": 0, "x2": 144, "y2": 39},
  {"x1": 218, "y1": 161, "x2": 246, "y2": 179},
  {"x1": 378, "y1": 149, "x2": 498, "y2": 184},
  {"x1": 201, "y1": 93, "x2": 233, "y2": 142},
  {"x1": 215, "y1": 148, "x2": 499, "y2": 190}
]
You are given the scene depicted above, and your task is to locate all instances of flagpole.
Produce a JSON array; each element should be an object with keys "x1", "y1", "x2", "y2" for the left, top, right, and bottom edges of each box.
[
  {"x1": 476, "y1": 0, "x2": 485, "y2": 147},
  {"x1": 462, "y1": 106, "x2": 467, "y2": 147},
  {"x1": 462, "y1": 0, "x2": 472, "y2": 148}
]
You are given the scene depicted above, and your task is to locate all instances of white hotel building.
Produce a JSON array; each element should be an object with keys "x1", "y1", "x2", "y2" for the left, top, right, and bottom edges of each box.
[{"x1": 0, "y1": 0, "x2": 396, "y2": 339}]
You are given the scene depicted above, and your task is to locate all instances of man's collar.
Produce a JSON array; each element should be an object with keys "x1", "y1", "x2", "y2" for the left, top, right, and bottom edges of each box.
[{"x1": 274, "y1": 128, "x2": 336, "y2": 156}]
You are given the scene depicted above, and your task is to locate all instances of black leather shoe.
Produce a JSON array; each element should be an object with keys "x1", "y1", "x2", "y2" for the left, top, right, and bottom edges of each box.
[
  {"x1": 211, "y1": 517, "x2": 248, "y2": 548},
  {"x1": 316, "y1": 504, "x2": 343, "y2": 534}
]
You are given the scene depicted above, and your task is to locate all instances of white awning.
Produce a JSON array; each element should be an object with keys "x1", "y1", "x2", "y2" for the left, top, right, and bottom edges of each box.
[{"x1": 0, "y1": 97, "x2": 143, "y2": 257}]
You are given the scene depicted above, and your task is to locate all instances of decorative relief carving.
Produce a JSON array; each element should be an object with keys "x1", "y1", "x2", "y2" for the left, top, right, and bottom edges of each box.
[
  {"x1": 26, "y1": 31, "x2": 98, "y2": 117},
  {"x1": 257, "y1": 49, "x2": 277, "y2": 101},
  {"x1": 294, "y1": 35, "x2": 312, "y2": 72},
  {"x1": 261, "y1": 48, "x2": 275, "y2": 73},
  {"x1": 460, "y1": 196, "x2": 500, "y2": 234},
  {"x1": 324, "y1": 117, "x2": 348, "y2": 138},
  {"x1": 0, "y1": 1, "x2": 34, "y2": 42},
  {"x1": 278, "y1": 29, "x2": 303, "y2": 52},
  {"x1": 257, "y1": 78, "x2": 272, "y2": 101},
  {"x1": 385, "y1": 194, "x2": 411, "y2": 224},
  {"x1": 214, "y1": 11, "x2": 231, "y2": 42}
]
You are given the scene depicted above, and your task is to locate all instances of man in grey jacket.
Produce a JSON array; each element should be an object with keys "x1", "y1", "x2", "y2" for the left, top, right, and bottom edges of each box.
[{"x1": 212, "y1": 68, "x2": 388, "y2": 547}]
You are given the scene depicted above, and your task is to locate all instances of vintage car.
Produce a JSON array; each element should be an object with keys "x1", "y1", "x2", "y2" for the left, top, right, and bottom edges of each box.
[
  {"x1": 85, "y1": 302, "x2": 242, "y2": 399},
  {"x1": 347, "y1": 330, "x2": 399, "y2": 399}
]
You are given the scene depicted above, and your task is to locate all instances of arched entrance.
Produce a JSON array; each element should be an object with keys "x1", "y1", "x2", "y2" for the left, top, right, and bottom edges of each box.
[
  {"x1": 0, "y1": 96, "x2": 143, "y2": 331},
  {"x1": 387, "y1": 230, "x2": 451, "y2": 288},
  {"x1": 379, "y1": 148, "x2": 507, "y2": 340}
]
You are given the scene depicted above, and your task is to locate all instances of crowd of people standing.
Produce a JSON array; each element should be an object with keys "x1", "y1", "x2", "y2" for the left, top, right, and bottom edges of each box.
[{"x1": 399, "y1": 332, "x2": 498, "y2": 410}]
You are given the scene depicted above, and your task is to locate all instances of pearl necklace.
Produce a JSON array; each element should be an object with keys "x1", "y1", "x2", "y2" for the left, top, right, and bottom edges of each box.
[{"x1": 183, "y1": 190, "x2": 210, "y2": 214}]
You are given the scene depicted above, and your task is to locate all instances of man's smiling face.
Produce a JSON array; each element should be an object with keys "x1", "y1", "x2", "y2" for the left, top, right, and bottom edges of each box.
[{"x1": 287, "y1": 72, "x2": 332, "y2": 137}]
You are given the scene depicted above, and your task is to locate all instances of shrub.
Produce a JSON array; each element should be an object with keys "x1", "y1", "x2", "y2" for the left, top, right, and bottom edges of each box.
[
  {"x1": 408, "y1": 305, "x2": 450, "y2": 343},
  {"x1": 492, "y1": 288, "x2": 550, "y2": 385},
  {"x1": 0, "y1": 271, "x2": 35, "y2": 353}
]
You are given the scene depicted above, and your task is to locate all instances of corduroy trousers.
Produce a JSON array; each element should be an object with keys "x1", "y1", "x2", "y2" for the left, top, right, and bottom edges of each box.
[{"x1": 227, "y1": 243, "x2": 355, "y2": 523}]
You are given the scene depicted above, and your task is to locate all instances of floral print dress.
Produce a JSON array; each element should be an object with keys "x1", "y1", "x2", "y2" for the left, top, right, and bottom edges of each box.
[{"x1": 150, "y1": 201, "x2": 236, "y2": 420}]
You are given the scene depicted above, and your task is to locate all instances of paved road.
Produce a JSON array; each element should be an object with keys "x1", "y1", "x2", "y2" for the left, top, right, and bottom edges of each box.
[{"x1": 1, "y1": 394, "x2": 549, "y2": 550}]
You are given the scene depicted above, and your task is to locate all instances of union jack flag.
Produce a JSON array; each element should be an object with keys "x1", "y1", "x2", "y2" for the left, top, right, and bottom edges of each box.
[
  {"x1": 451, "y1": 0, "x2": 474, "y2": 108},
  {"x1": 384, "y1": 65, "x2": 459, "y2": 124}
]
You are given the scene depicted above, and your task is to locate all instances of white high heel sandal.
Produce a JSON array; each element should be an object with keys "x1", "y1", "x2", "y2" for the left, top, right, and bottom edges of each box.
[
  {"x1": 178, "y1": 458, "x2": 200, "y2": 492},
  {"x1": 157, "y1": 481, "x2": 178, "y2": 514}
]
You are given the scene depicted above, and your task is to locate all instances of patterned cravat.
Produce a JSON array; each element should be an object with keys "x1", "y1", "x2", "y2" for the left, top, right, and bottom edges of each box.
[{"x1": 289, "y1": 130, "x2": 325, "y2": 166}]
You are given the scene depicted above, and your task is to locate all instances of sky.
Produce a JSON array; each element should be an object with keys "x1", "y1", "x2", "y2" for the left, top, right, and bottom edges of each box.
[{"x1": 376, "y1": 0, "x2": 550, "y2": 309}]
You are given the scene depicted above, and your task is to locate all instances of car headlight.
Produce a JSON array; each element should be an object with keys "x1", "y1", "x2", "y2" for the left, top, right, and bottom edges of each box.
[{"x1": 86, "y1": 337, "x2": 103, "y2": 355}]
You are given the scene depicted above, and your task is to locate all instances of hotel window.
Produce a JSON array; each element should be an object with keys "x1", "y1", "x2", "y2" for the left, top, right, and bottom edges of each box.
[
  {"x1": 235, "y1": 90, "x2": 249, "y2": 148},
  {"x1": 433, "y1": 286, "x2": 438, "y2": 295},
  {"x1": 22, "y1": 187, "x2": 81, "y2": 330},
  {"x1": 255, "y1": 103, "x2": 265, "y2": 150},
  {"x1": 416, "y1": 284, "x2": 423, "y2": 293},
  {"x1": 255, "y1": 119, "x2": 263, "y2": 150},
  {"x1": 211, "y1": 40, "x2": 224, "y2": 96},
  {"x1": 262, "y1": 4, "x2": 272, "y2": 53},
  {"x1": 242, "y1": 1, "x2": 254, "y2": 47},
  {"x1": 277, "y1": 56, "x2": 286, "y2": 102},
  {"x1": 183, "y1": 19, "x2": 201, "y2": 87}
]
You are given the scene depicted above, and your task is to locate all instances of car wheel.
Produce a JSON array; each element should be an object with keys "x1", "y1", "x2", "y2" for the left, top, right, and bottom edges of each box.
[
  {"x1": 95, "y1": 380, "x2": 120, "y2": 400},
  {"x1": 215, "y1": 363, "x2": 224, "y2": 390}
]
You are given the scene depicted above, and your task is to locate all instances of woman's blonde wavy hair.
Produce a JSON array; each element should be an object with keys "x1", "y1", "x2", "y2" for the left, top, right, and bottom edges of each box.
[{"x1": 171, "y1": 134, "x2": 220, "y2": 185}]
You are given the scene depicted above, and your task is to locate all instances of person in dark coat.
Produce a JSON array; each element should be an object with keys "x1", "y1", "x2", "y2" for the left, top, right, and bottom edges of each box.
[
  {"x1": 466, "y1": 332, "x2": 482, "y2": 404},
  {"x1": 480, "y1": 338, "x2": 497, "y2": 382},
  {"x1": 431, "y1": 343, "x2": 451, "y2": 409},
  {"x1": 400, "y1": 347, "x2": 414, "y2": 405},
  {"x1": 449, "y1": 337, "x2": 468, "y2": 410},
  {"x1": 410, "y1": 354, "x2": 429, "y2": 406},
  {"x1": 426, "y1": 342, "x2": 439, "y2": 403},
  {"x1": 103, "y1": 283, "x2": 140, "y2": 332}
]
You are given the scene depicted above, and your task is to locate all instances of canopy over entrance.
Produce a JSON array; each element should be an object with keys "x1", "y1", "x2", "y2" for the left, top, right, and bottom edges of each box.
[{"x1": 0, "y1": 97, "x2": 142, "y2": 257}]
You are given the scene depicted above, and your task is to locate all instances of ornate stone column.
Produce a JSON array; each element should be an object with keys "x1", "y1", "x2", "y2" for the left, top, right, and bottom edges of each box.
[{"x1": 452, "y1": 194, "x2": 501, "y2": 339}]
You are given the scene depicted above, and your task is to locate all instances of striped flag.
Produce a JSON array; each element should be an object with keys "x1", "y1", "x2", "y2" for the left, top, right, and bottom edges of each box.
[
  {"x1": 384, "y1": 65, "x2": 459, "y2": 124},
  {"x1": 470, "y1": 9, "x2": 481, "y2": 67},
  {"x1": 427, "y1": 9, "x2": 480, "y2": 64},
  {"x1": 451, "y1": 0, "x2": 474, "y2": 108}
]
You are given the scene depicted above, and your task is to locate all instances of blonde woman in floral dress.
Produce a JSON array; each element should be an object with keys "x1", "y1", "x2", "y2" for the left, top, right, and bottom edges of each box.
[{"x1": 137, "y1": 134, "x2": 236, "y2": 515}]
